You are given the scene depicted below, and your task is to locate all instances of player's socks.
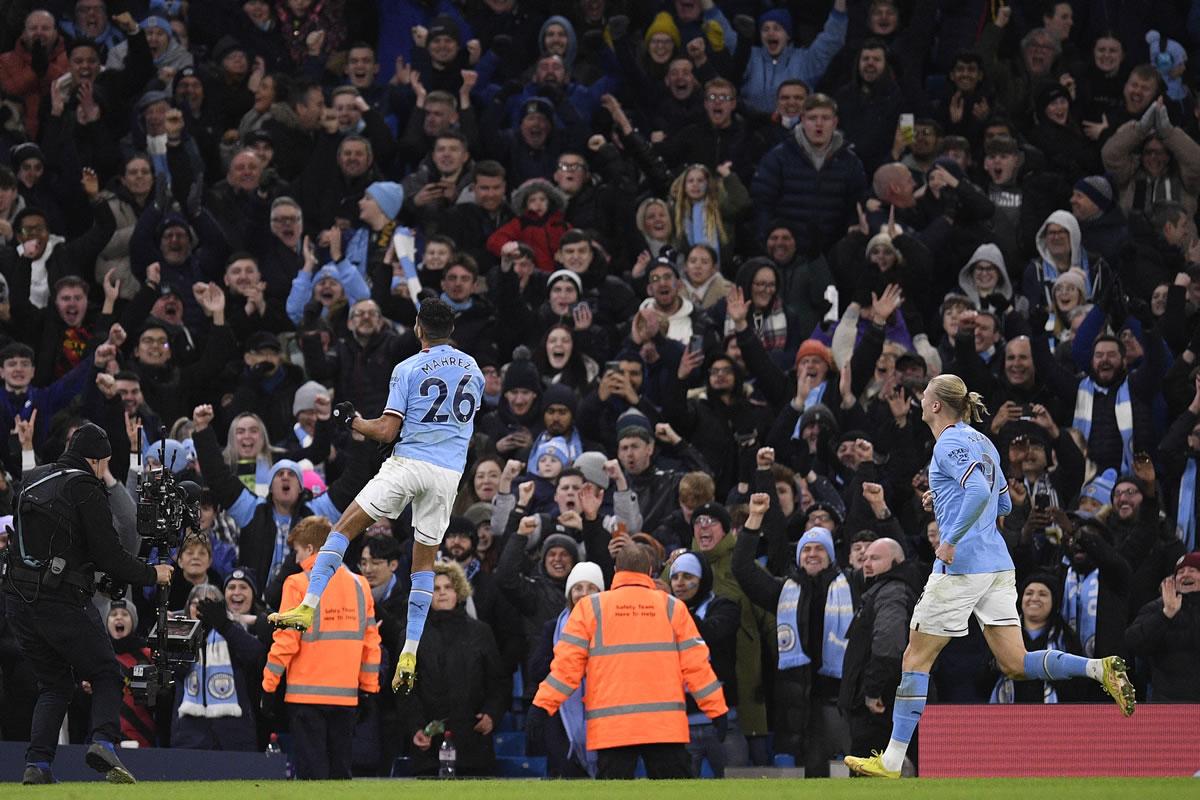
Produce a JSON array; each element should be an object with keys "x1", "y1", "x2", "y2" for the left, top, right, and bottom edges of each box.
[
  {"x1": 301, "y1": 532, "x2": 350, "y2": 607},
  {"x1": 882, "y1": 670, "x2": 929, "y2": 772},
  {"x1": 1022, "y1": 650, "x2": 1102, "y2": 681},
  {"x1": 402, "y1": 571, "x2": 435, "y2": 656}
]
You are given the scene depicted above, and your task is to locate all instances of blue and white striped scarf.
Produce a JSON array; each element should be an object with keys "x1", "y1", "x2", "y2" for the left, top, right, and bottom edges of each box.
[
  {"x1": 989, "y1": 628, "x2": 1063, "y2": 704},
  {"x1": 791, "y1": 384, "x2": 828, "y2": 438},
  {"x1": 179, "y1": 630, "x2": 242, "y2": 718},
  {"x1": 776, "y1": 572, "x2": 853, "y2": 677},
  {"x1": 1073, "y1": 377, "x2": 1133, "y2": 474},
  {"x1": 1063, "y1": 568, "x2": 1099, "y2": 658},
  {"x1": 1178, "y1": 458, "x2": 1197, "y2": 552}
]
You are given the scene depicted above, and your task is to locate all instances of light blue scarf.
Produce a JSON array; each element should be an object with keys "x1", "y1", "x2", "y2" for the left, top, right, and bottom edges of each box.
[
  {"x1": 689, "y1": 203, "x2": 720, "y2": 260},
  {"x1": 178, "y1": 630, "x2": 242, "y2": 718},
  {"x1": 1178, "y1": 458, "x2": 1197, "y2": 552},
  {"x1": 791, "y1": 385, "x2": 827, "y2": 438},
  {"x1": 553, "y1": 608, "x2": 596, "y2": 776},
  {"x1": 439, "y1": 292, "x2": 474, "y2": 313},
  {"x1": 989, "y1": 627, "x2": 1062, "y2": 704},
  {"x1": 1063, "y1": 568, "x2": 1100, "y2": 657},
  {"x1": 343, "y1": 228, "x2": 370, "y2": 280},
  {"x1": 293, "y1": 422, "x2": 313, "y2": 449},
  {"x1": 776, "y1": 572, "x2": 853, "y2": 676},
  {"x1": 1073, "y1": 377, "x2": 1133, "y2": 474}
]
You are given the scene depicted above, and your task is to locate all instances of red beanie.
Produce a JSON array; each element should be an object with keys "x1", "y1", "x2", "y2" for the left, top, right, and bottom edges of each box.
[
  {"x1": 795, "y1": 339, "x2": 834, "y2": 370},
  {"x1": 1176, "y1": 552, "x2": 1200, "y2": 575}
]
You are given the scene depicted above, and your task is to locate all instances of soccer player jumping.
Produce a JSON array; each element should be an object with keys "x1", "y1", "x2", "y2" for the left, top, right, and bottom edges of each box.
[
  {"x1": 269, "y1": 299, "x2": 484, "y2": 694},
  {"x1": 845, "y1": 374, "x2": 1135, "y2": 779}
]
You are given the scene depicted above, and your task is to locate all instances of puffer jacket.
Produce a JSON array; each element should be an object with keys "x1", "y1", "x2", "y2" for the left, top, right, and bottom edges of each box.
[{"x1": 751, "y1": 128, "x2": 867, "y2": 254}]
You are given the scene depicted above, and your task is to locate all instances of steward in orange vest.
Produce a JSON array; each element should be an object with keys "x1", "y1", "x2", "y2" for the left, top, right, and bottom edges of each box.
[
  {"x1": 262, "y1": 517, "x2": 381, "y2": 779},
  {"x1": 529, "y1": 545, "x2": 728, "y2": 779}
]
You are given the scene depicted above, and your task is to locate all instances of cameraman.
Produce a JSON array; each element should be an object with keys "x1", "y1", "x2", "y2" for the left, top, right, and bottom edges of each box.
[{"x1": 3, "y1": 423, "x2": 173, "y2": 784}]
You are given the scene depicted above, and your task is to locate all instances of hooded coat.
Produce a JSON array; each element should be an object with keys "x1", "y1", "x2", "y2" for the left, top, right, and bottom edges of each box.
[
  {"x1": 1021, "y1": 211, "x2": 1115, "y2": 311},
  {"x1": 739, "y1": 10, "x2": 848, "y2": 113},
  {"x1": 957, "y1": 242, "x2": 1027, "y2": 317}
]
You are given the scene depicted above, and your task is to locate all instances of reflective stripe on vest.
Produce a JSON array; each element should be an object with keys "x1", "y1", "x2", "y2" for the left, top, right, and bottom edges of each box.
[
  {"x1": 590, "y1": 594, "x2": 603, "y2": 648},
  {"x1": 285, "y1": 684, "x2": 358, "y2": 698},
  {"x1": 301, "y1": 567, "x2": 368, "y2": 643},
  {"x1": 692, "y1": 679, "x2": 722, "y2": 699},
  {"x1": 545, "y1": 674, "x2": 574, "y2": 696},
  {"x1": 560, "y1": 632, "x2": 589, "y2": 650},
  {"x1": 360, "y1": 662, "x2": 380, "y2": 673},
  {"x1": 585, "y1": 701, "x2": 687, "y2": 720},
  {"x1": 266, "y1": 662, "x2": 285, "y2": 676},
  {"x1": 591, "y1": 641, "x2": 680, "y2": 656}
]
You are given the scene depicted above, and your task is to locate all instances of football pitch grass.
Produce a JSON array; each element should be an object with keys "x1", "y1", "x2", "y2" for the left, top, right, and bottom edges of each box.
[{"x1": 13, "y1": 777, "x2": 1193, "y2": 799}]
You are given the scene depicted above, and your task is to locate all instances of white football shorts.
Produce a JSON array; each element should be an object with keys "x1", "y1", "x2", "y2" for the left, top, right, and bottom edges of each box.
[
  {"x1": 910, "y1": 569, "x2": 1019, "y2": 637},
  {"x1": 355, "y1": 456, "x2": 461, "y2": 545}
]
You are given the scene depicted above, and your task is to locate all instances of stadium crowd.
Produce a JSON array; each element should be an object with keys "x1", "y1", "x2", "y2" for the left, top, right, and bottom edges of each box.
[{"x1": 0, "y1": 0, "x2": 1199, "y2": 780}]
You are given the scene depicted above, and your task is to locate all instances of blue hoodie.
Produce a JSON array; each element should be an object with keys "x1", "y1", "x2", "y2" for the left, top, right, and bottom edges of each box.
[{"x1": 740, "y1": 9, "x2": 848, "y2": 113}]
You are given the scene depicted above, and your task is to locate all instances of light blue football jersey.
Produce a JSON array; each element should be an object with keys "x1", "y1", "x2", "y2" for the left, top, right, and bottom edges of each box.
[
  {"x1": 384, "y1": 344, "x2": 484, "y2": 472},
  {"x1": 929, "y1": 422, "x2": 1013, "y2": 575}
]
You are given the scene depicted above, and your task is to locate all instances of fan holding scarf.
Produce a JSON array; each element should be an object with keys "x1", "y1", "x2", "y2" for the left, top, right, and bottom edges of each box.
[
  {"x1": 731, "y1": 493, "x2": 856, "y2": 778},
  {"x1": 171, "y1": 583, "x2": 266, "y2": 751},
  {"x1": 1059, "y1": 516, "x2": 1133, "y2": 671}
]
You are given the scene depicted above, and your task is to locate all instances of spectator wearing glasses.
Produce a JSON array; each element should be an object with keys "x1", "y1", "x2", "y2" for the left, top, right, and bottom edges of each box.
[{"x1": 657, "y1": 78, "x2": 755, "y2": 185}]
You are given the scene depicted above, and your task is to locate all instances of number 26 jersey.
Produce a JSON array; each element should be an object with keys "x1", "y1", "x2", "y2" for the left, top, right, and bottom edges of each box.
[{"x1": 384, "y1": 344, "x2": 484, "y2": 473}]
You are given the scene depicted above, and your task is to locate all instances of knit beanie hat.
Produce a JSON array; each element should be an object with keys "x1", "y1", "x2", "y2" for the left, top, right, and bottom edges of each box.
[
  {"x1": 643, "y1": 11, "x2": 682, "y2": 48},
  {"x1": 795, "y1": 338, "x2": 834, "y2": 370},
  {"x1": 223, "y1": 567, "x2": 259, "y2": 602},
  {"x1": 464, "y1": 501, "x2": 492, "y2": 528},
  {"x1": 366, "y1": 181, "x2": 404, "y2": 220},
  {"x1": 758, "y1": 8, "x2": 794, "y2": 38},
  {"x1": 670, "y1": 552, "x2": 704, "y2": 578},
  {"x1": 108, "y1": 599, "x2": 139, "y2": 632},
  {"x1": 572, "y1": 451, "x2": 610, "y2": 489},
  {"x1": 1176, "y1": 552, "x2": 1200, "y2": 576},
  {"x1": 546, "y1": 269, "x2": 583, "y2": 295},
  {"x1": 541, "y1": 383, "x2": 578, "y2": 415},
  {"x1": 1053, "y1": 267, "x2": 1088, "y2": 298},
  {"x1": 292, "y1": 380, "x2": 326, "y2": 416},
  {"x1": 502, "y1": 349, "x2": 542, "y2": 393},
  {"x1": 1080, "y1": 468, "x2": 1117, "y2": 505},
  {"x1": 616, "y1": 407, "x2": 654, "y2": 441},
  {"x1": 1074, "y1": 175, "x2": 1114, "y2": 213},
  {"x1": 565, "y1": 561, "x2": 605, "y2": 598},
  {"x1": 796, "y1": 526, "x2": 836, "y2": 566},
  {"x1": 68, "y1": 423, "x2": 112, "y2": 460},
  {"x1": 531, "y1": 436, "x2": 571, "y2": 470},
  {"x1": 866, "y1": 231, "x2": 904, "y2": 263},
  {"x1": 692, "y1": 502, "x2": 732, "y2": 534}
]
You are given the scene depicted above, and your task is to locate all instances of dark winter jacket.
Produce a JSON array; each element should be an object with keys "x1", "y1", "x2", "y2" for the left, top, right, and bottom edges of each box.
[
  {"x1": 838, "y1": 560, "x2": 922, "y2": 712},
  {"x1": 1125, "y1": 593, "x2": 1200, "y2": 702},
  {"x1": 751, "y1": 129, "x2": 867, "y2": 254},
  {"x1": 398, "y1": 605, "x2": 511, "y2": 774}
]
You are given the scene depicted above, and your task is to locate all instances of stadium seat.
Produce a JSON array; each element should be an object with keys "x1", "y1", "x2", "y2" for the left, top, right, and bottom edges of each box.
[
  {"x1": 494, "y1": 731, "x2": 526, "y2": 757},
  {"x1": 495, "y1": 756, "x2": 547, "y2": 778}
]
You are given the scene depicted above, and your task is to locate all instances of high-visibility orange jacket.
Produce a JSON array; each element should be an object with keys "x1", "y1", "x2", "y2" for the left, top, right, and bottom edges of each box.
[
  {"x1": 532, "y1": 571, "x2": 728, "y2": 750},
  {"x1": 262, "y1": 555, "x2": 382, "y2": 705}
]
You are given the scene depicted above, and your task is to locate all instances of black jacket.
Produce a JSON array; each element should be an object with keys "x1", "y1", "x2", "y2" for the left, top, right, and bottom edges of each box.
[
  {"x1": 679, "y1": 552, "x2": 740, "y2": 713},
  {"x1": 1125, "y1": 593, "x2": 1200, "y2": 702},
  {"x1": 8, "y1": 455, "x2": 157, "y2": 598},
  {"x1": 398, "y1": 605, "x2": 511, "y2": 774},
  {"x1": 838, "y1": 560, "x2": 922, "y2": 712},
  {"x1": 300, "y1": 328, "x2": 419, "y2": 418}
]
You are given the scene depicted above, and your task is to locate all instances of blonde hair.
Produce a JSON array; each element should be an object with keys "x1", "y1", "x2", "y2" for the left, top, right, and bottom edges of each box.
[
  {"x1": 433, "y1": 560, "x2": 473, "y2": 602},
  {"x1": 670, "y1": 164, "x2": 728, "y2": 247},
  {"x1": 926, "y1": 374, "x2": 988, "y2": 423},
  {"x1": 222, "y1": 412, "x2": 276, "y2": 470}
]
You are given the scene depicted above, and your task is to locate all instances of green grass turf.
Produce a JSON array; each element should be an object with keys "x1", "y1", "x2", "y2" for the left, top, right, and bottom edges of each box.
[{"x1": 14, "y1": 778, "x2": 1193, "y2": 800}]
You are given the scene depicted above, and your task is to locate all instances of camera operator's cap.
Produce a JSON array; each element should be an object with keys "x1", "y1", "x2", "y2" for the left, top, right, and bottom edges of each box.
[
  {"x1": 67, "y1": 422, "x2": 112, "y2": 460},
  {"x1": 1080, "y1": 468, "x2": 1117, "y2": 505},
  {"x1": 572, "y1": 451, "x2": 610, "y2": 490},
  {"x1": 223, "y1": 567, "x2": 259, "y2": 601},
  {"x1": 246, "y1": 331, "x2": 282, "y2": 353}
]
